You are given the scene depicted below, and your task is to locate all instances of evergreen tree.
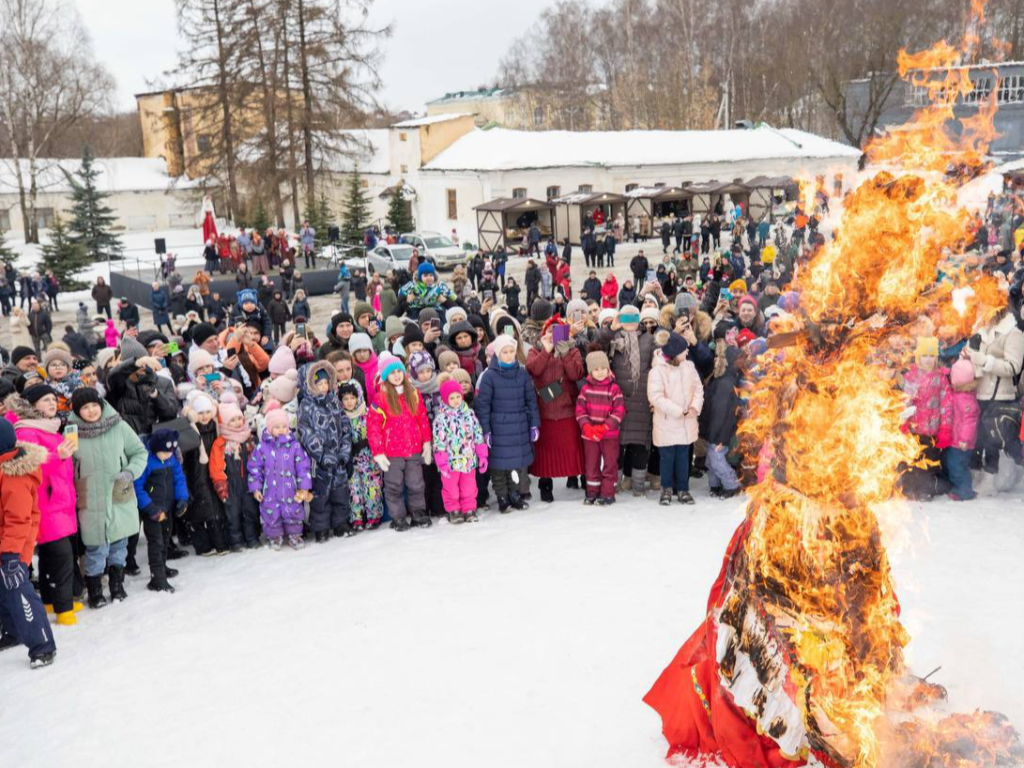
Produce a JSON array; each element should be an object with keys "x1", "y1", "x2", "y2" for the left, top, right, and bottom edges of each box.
[
  {"x1": 38, "y1": 215, "x2": 90, "y2": 291},
  {"x1": 65, "y1": 145, "x2": 123, "y2": 261},
  {"x1": 386, "y1": 184, "x2": 414, "y2": 234},
  {"x1": 252, "y1": 198, "x2": 271, "y2": 234},
  {"x1": 0, "y1": 227, "x2": 16, "y2": 267},
  {"x1": 340, "y1": 167, "x2": 371, "y2": 245},
  {"x1": 317, "y1": 192, "x2": 332, "y2": 235}
]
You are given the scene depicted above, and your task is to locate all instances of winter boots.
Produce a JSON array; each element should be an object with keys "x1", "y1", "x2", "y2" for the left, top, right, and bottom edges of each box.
[
  {"x1": 164, "y1": 567, "x2": 179, "y2": 579},
  {"x1": 147, "y1": 567, "x2": 175, "y2": 594},
  {"x1": 30, "y1": 652, "x2": 56, "y2": 669},
  {"x1": 618, "y1": 474, "x2": 632, "y2": 493},
  {"x1": 539, "y1": 478, "x2": 555, "y2": 503},
  {"x1": 270, "y1": 537, "x2": 283, "y2": 551},
  {"x1": 288, "y1": 534, "x2": 305, "y2": 550},
  {"x1": 55, "y1": 611, "x2": 77, "y2": 626},
  {"x1": 390, "y1": 518, "x2": 411, "y2": 531},
  {"x1": 410, "y1": 515, "x2": 432, "y2": 528},
  {"x1": 648, "y1": 473, "x2": 661, "y2": 491},
  {"x1": 447, "y1": 512, "x2": 465, "y2": 525},
  {"x1": 108, "y1": 566, "x2": 128, "y2": 602},
  {"x1": 677, "y1": 491, "x2": 695, "y2": 505},
  {"x1": 509, "y1": 492, "x2": 529, "y2": 510},
  {"x1": 497, "y1": 496, "x2": 512, "y2": 514},
  {"x1": 631, "y1": 469, "x2": 647, "y2": 498},
  {"x1": 659, "y1": 488, "x2": 673, "y2": 506},
  {"x1": 86, "y1": 575, "x2": 108, "y2": 610},
  {"x1": 583, "y1": 496, "x2": 597, "y2": 506}
]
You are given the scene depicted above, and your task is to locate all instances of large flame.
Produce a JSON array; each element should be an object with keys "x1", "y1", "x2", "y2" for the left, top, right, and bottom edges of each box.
[{"x1": 724, "y1": 6, "x2": 1019, "y2": 768}]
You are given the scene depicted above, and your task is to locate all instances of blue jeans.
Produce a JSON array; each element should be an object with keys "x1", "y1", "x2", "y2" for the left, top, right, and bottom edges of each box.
[
  {"x1": 659, "y1": 444, "x2": 691, "y2": 493},
  {"x1": 83, "y1": 538, "x2": 128, "y2": 578},
  {"x1": 942, "y1": 447, "x2": 975, "y2": 500}
]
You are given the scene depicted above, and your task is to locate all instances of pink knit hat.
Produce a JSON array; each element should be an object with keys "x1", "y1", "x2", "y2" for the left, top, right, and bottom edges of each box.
[
  {"x1": 268, "y1": 345, "x2": 296, "y2": 376},
  {"x1": 264, "y1": 402, "x2": 289, "y2": 431},
  {"x1": 266, "y1": 370, "x2": 298, "y2": 404},
  {"x1": 218, "y1": 392, "x2": 243, "y2": 424},
  {"x1": 950, "y1": 358, "x2": 975, "y2": 387},
  {"x1": 439, "y1": 378, "x2": 462, "y2": 406}
]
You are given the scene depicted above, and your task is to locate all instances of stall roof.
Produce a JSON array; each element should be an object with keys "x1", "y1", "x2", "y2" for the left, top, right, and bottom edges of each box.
[
  {"x1": 744, "y1": 175, "x2": 794, "y2": 188},
  {"x1": 625, "y1": 185, "x2": 693, "y2": 200},
  {"x1": 684, "y1": 180, "x2": 750, "y2": 195},
  {"x1": 474, "y1": 197, "x2": 554, "y2": 213},
  {"x1": 551, "y1": 191, "x2": 626, "y2": 205}
]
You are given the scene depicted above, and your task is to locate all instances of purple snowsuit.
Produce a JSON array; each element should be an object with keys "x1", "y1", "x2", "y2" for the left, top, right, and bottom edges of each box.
[{"x1": 246, "y1": 430, "x2": 313, "y2": 538}]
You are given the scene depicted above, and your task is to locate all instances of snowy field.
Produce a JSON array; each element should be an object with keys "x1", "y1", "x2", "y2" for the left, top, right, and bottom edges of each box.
[{"x1": 1, "y1": 480, "x2": 1021, "y2": 768}]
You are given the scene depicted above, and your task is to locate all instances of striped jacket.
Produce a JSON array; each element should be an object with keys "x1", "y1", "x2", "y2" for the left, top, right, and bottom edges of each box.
[{"x1": 575, "y1": 374, "x2": 626, "y2": 440}]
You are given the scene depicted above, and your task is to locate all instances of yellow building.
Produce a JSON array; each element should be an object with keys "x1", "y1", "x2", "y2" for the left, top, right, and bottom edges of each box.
[{"x1": 426, "y1": 86, "x2": 608, "y2": 131}]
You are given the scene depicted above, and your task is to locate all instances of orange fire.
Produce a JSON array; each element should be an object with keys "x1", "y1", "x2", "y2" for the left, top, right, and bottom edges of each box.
[{"x1": 725, "y1": 4, "x2": 1020, "y2": 768}]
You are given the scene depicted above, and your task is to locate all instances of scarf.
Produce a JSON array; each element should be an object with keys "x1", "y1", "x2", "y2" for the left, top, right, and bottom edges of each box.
[
  {"x1": 78, "y1": 412, "x2": 121, "y2": 439},
  {"x1": 411, "y1": 373, "x2": 439, "y2": 397},
  {"x1": 344, "y1": 402, "x2": 366, "y2": 421},
  {"x1": 218, "y1": 419, "x2": 252, "y2": 458},
  {"x1": 14, "y1": 416, "x2": 61, "y2": 434},
  {"x1": 619, "y1": 330, "x2": 641, "y2": 389}
]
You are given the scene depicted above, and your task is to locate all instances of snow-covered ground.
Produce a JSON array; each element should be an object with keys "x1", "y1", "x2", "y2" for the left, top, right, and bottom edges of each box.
[{"x1": 1, "y1": 481, "x2": 1020, "y2": 768}]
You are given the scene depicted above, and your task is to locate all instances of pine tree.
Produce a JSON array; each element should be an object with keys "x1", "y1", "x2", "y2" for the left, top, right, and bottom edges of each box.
[
  {"x1": 252, "y1": 198, "x2": 271, "y2": 234},
  {"x1": 38, "y1": 215, "x2": 90, "y2": 291},
  {"x1": 386, "y1": 184, "x2": 414, "y2": 235},
  {"x1": 317, "y1": 192, "x2": 332, "y2": 234},
  {"x1": 0, "y1": 227, "x2": 16, "y2": 267},
  {"x1": 65, "y1": 145, "x2": 124, "y2": 261},
  {"x1": 340, "y1": 167, "x2": 371, "y2": 245}
]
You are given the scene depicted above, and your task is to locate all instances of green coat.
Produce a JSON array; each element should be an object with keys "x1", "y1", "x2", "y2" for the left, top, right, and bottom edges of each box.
[
  {"x1": 69, "y1": 402, "x2": 149, "y2": 547},
  {"x1": 379, "y1": 288, "x2": 398, "y2": 319}
]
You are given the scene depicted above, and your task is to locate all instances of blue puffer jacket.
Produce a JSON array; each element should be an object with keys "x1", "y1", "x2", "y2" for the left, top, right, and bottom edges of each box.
[
  {"x1": 474, "y1": 356, "x2": 540, "y2": 471},
  {"x1": 134, "y1": 450, "x2": 188, "y2": 519},
  {"x1": 297, "y1": 361, "x2": 352, "y2": 473}
]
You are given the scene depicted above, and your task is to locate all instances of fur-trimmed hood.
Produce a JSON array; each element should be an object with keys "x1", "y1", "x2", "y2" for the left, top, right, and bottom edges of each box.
[
  {"x1": 3, "y1": 392, "x2": 37, "y2": 421},
  {"x1": 0, "y1": 441, "x2": 48, "y2": 476},
  {"x1": 299, "y1": 360, "x2": 337, "y2": 400}
]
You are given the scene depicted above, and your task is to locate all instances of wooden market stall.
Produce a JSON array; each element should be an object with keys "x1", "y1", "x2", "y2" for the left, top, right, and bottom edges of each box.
[
  {"x1": 624, "y1": 186, "x2": 694, "y2": 241},
  {"x1": 687, "y1": 180, "x2": 751, "y2": 218},
  {"x1": 551, "y1": 191, "x2": 627, "y2": 245},
  {"x1": 474, "y1": 197, "x2": 555, "y2": 254},
  {"x1": 744, "y1": 175, "x2": 796, "y2": 221}
]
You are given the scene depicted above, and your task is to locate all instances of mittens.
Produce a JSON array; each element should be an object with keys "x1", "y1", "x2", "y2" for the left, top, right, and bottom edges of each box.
[
  {"x1": 530, "y1": 427, "x2": 540, "y2": 442},
  {"x1": 173, "y1": 501, "x2": 188, "y2": 518},
  {"x1": 374, "y1": 455, "x2": 391, "y2": 472},
  {"x1": 435, "y1": 450, "x2": 450, "y2": 479},
  {"x1": 422, "y1": 442, "x2": 433, "y2": 466},
  {"x1": 581, "y1": 423, "x2": 598, "y2": 442},
  {"x1": 213, "y1": 480, "x2": 229, "y2": 502},
  {"x1": 475, "y1": 443, "x2": 489, "y2": 474},
  {"x1": 0, "y1": 555, "x2": 26, "y2": 591}
]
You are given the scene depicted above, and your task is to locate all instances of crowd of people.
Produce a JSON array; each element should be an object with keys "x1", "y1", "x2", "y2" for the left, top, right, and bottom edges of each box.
[{"x1": 1, "y1": 185, "x2": 1022, "y2": 670}]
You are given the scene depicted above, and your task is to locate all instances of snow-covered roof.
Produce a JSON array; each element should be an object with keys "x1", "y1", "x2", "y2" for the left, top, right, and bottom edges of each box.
[
  {"x1": 995, "y1": 157, "x2": 1024, "y2": 175},
  {"x1": 0, "y1": 157, "x2": 200, "y2": 194},
  {"x1": 392, "y1": 113, "x2": 474, "y2": 128},
  {"x1": 427, "y1": 88, "x2": 508, "y2": 105},
  {"x1": 424, "y1": 125, "x2": 861, "y2": 172},
  {"x1": 328, "y1": 130, "x2": 390, "y2": 175}
]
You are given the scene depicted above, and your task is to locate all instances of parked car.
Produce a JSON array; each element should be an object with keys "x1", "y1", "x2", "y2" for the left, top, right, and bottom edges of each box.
[
  {"x1": 399, "y1": 231, "x2": 467, "y2": 270},
  {"x1": 361, "y1": 243, "x2": 434, "y2": 276}
]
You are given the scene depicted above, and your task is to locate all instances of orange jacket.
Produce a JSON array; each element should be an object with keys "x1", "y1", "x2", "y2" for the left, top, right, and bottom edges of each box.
[
  {"x1": 224, "y1": 337, "x2": 271, "y2": 390},
  {"x1": 0, "y1": 443, "x2": 47, "y2": 564}
]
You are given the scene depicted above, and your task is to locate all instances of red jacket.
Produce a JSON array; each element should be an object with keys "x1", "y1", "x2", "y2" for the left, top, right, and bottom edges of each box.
[
  {"x1": 0, "y1": 443, "x2": 48, "y2": 565},
  {"x1": 600, "y1": 278, "x2": 619, "y2": 308},
  {"x1": 526, "y1": 345, "x2": 585, "y2": 421},
  {"x1": 576, "y1": 374, "x2": 625, "y2": 440},
  {"x1": 367, "y1": 390, "x2": 432, "y2": 458}
]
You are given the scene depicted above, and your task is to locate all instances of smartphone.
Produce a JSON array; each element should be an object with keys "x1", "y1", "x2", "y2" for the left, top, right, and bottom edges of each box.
[
  {"x1": 64, "y1": 423, "x2": 78, "y2": 450},
  {"x1": 552, "y1": 324, "x2": 570, "y2": 344},
  {"x1": 428, "y1": 318, "x2": 442, "y2": 332},
  {"x1": 166, "y1": 341, "x2": 179, "y2": 354},
  {"x1": 484, "y1": 290, "x2": 494, "y2": 302},
  {"x1": 646, "y1": 269, "x2": 657, "y2": 283},
  {"x1": 204, "y1": 372, "x2": 222, "y2": 383},
  {"x1": 296, "y1": 322, "x2": 308, "y2": 339},
  {"x1": 721, "y1": 288, "x2": 733, "y2": 302}
]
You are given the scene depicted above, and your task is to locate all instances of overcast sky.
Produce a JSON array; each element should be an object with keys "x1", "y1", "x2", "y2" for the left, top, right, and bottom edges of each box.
[{"x1": 74, "y1": 0, "x2": 553, "y2": 113}]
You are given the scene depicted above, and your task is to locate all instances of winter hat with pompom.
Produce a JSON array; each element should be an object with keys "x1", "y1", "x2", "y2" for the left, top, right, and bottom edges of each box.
[
  {"x1": 267, "y1": 369, "x2": 298, "y2": 404},
  {"x1": 189, "y1": 392, "x2": 216, "y2": 414},
  {"x1": 188, "y1": 348, "x2": 217, "y2": 376},
  {"x1": 437, "y1": 350, "x2": 459, "y2": 370},
  {"x1": 951, "y1": 358, "x2": 975, "y2": 387},
  {"x1": 218, "y1": 392, "x2": 243, "y2": 425},
  {"x1": 268, "y1": 345, "x2": 296, "y2": 376},
  {"x1": 439, "y1": 376, "x2": 463, "y2": 406},
  {"x1": 264, "y1": 402, "x2": 289, "y2": 432},
  {"x1": 378, "y1": 352, "x2": 405, "y2": 382},
  {"x1": 408, "y1": 350, "x2": 435, "y2": 378},
  {"x1": 491, "y1": 334, "x2": 518, "y2": 360}
]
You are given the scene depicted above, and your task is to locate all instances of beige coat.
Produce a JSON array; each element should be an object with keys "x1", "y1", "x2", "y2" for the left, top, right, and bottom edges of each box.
[
  {"x1": 967, "y1": 312, "x2": 1024, "y2": 401},
  {"x1": 647, "y1": 350, "x2": 704, "y2": 446},
  {"x1": 8, "y1": 309, "x2": 33, "y2": 349}
]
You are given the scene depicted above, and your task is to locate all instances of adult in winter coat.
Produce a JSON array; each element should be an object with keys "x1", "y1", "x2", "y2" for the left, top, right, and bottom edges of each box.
[
  {"x1": 600, "y1": 305, "x2": 656, "y2": 494},
  {"x1": 9, "y1": 307, "x2": 33, "y2": 351},
  {"x1": 118, "y1": 298, "x2": 140, "y2": 329},
  {"x1": 150, "y1": 283, "x2": 172, "y2": 335},
  {"x1": 630, "y1": 252, "x2": 650, "y2": 285},
  {"x1": 0, "y1": 419, "x2": 55, "y2": 668},
  {"x1": 92, "y1": 277, "x2": 114, "y2": 318},
  {"x1": 963, "y1": 306, "x2": 1024, "y2": 493},
  {"x1": 600, "y1": 274, "x2": 619, "y2": 309},
  {"x1": 106, "y1": 355, "x2": 179, "y2": 437},
  {"x1": 67, "y1": 390, "x2": 148, "y2": 607},
  {"x1": 698, "y1": 345, "x2": 744, "y2": 498},
  {"x1": 6, "y1": 388, "x2": 79, "y2": 622},
  {"x1": 179, "y1": 394, "x2": 225, "y2": 555},
  {"x1": 524, "y1": 260, "x2": 541, "y2": 309},
  {"x1": 474, "y1": 336, "x2": 540, "y2": 508},
  {"x1": 28, "y1": 300, "x2": 52, "y2": 353},
  {"x1": 582, "y1": 272, "x2": 603, "y2": 304},
  {"x1": 647, "y1": 333, "x2": 704, "y2": 505},
  {"x1": 526, "y1": 318, "x2": 585, "y2": 502}
]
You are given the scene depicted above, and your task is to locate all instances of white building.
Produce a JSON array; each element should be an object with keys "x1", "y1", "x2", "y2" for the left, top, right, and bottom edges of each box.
[{"x1": 0, "y1": 157, "x2": 204, "y2": 236}]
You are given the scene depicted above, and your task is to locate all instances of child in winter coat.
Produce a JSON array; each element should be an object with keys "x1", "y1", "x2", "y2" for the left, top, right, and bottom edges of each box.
[
  {"x1": 900, "y1": 336, "x2": 953, "y2": 499},
  {"x1": 104, "y1": 318, "x2": 120, "y2": 349},
  {"x1": 340, "y1": 383, "x2": 384, "y2": 529},
  {"x1": 291, "y1": 289, "x2": 311, "y2": 323},
  {"x1": 0, "y1": 418, "x2": 56, "y2": 668},
  {"x1": 297, "y1": 361, "x2": 353, "y2": 541},
  {"x1": 68, "y1": 388, "x2": 148, "y2": 609},
  {"x1": 946, "y1": 358, "x2": 979, "y2": 501},
  {"x1": 42, "y1": 348, "x2": 80, "y2": 422},
  {"x1": 348, "y1": 333, "x2": 379, "y2": 407},
  {"x1": 180, "y1": 392, "x2": 227, "y2": 556},
  {"x1": 408, "y1": 350, "x2": 445, "y2": 516},
  {"x1": 474, "y1": 335, "x2": 541, "y2": 513},
  {"x1": 698, "y1": 345, "x2": 744, "y2": 499},
  {"x1": 134, "y1": 428, "x2": 189, "y2": 593},
  {"x1": 266, "y1": 290, "x2": 291, "y2": 343},
  {"x1": 367, "y1": 353, "x2": 432, "y2": 531},
  {"x1": 647, "y1": 332, "x2": 704, "y2": 506},
  {"x1": 433, "y1": 375, "x2": 488, "y2": 523},
  {"x1": 248, "y1": 404, "x2": 313, "y2": 550},
  {"x1": 576, "y1": 351, "x2": 625, "y2": 505},
  {"x1": 209, "y1": 394, "x2": 261, "y2": 551}
]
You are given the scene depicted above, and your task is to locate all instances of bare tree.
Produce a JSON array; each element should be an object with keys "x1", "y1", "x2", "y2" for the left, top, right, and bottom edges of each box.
[{"x1": 0, "y1": 0, "x2": 114, "y2": 242}]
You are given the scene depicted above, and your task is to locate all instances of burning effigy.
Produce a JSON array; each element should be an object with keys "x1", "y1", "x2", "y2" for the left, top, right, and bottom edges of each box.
[{"x1": 645, "y1": 16, "x2": 1023, "y2": 768}]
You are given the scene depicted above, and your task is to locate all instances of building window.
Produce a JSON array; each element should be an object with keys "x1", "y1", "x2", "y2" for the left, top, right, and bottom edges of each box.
[
  {"x1": 0, "y1": 209, "x2": 9, "y2": 231},
  {"x1": 400, "y1": 164, "x2": 408, "y2": 173},
  {"x1": 446, "y1": 189, "x2": 457, "y2": 220},
  {"x1": 998, "y1": 74, "x2": 1024, "y2": 104},
  {"x1": 399, "y1": 132, "x2": 407, "y2": 142},
  {"x1": 546, "y1": 186, "x2": 560, "y2": 200},
  {"x1": 197, "y1": 134, "x2": 213, "y2": 153},
  {"x1": 578, "y1": 184, "x2": 593, "y2": 194},
  {"x1": 625, "y1": 183, "x2": 638, "y2": 192},
  {"x1": 654, "y1": 182, "x2": 666, "y2": 188},
  {"x1": 533, "y1": 106, "x2": 544, "y2": 126},
  {"x1": 36, "y1": 208, "x2": 55, "y2": 230},
  {"x1": 964, "y1": 76, "x2": 993, "y2": 104},
  {"x1": 905, "y1": 83, "x2": 929, "y2": 107},
  {"x1": 512, "y1": 187, "x2": 527, "y2": 199}
]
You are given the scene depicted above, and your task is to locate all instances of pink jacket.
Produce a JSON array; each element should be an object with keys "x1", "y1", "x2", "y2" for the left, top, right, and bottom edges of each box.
[
  {"x1": 902, "y1": 364, "x2": 952, "y2": 446},
  {"x1": 354, "y1": 352, "x2": 379, "y2": 407},
  {"x1": 647, "y1": 351, "x2": 704, "y2": 447},
  {"x1": 104, "y1": 320, "x2": 121, "y2": 348},
  {"x1": 950, "y1": 388, "x2": 979, "y2": 450},
  {"x1": 6, "y1": 412, "x2": 77, "y2": 545}
]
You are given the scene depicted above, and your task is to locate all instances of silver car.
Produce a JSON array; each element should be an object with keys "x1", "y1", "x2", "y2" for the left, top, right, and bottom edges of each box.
[
  {"x1": 400, "y1": 231, "x2": 467, "y2": 270},
  {"x1": 365, "y1": 243, "x2": 417, "y2": 275}
]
